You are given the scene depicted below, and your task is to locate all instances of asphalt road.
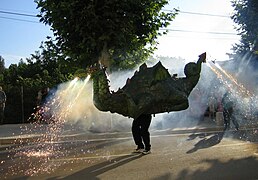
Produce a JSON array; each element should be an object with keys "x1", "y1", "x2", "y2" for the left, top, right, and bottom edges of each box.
[{"x1": 0, "y1": 128, "x2": 258, "y2": 180}]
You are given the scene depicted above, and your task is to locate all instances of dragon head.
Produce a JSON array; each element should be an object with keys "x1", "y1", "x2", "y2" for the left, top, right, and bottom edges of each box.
[{"x1": 184, "y1": 52, "x2": 206, "y2": 77}]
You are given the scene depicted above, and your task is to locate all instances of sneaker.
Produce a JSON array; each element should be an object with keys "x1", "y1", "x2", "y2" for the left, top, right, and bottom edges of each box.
[
  {"x1": 142, "y1": 149, "x2": 151, "y2": 155},
  {"x1": 133, "y1": 148, "x2": 144, "y2": 153}
]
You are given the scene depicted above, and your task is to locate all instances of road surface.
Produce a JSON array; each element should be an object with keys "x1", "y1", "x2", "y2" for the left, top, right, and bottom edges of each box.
[{"x1": 0, "y1": 128, "x2": 257, "y2": 180}]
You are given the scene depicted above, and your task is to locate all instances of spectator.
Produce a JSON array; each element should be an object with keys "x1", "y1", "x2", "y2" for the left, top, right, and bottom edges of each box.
[
  {"x1": 36, "y1": 87, "x2": 49, "y2": 106},
  {"x1": 0, "y1": 86, "x2": 6, "y2": 124},
  {"x1": 222, "y1": 91, "x2": 239, "y2": 131}
]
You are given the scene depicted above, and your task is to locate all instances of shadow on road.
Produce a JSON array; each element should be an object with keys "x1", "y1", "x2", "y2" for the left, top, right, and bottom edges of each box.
[
  {"x1": 150, "y1": 157, "x2": 258, "y2": 180},
  {"x1": 174, "y1": 157, "x2": 258, "y2": 180},
  {"x1": 186, "y1": 127, "x2": 258, "y2": 154},
  {"x1": 49, "y1": 153, "x2": 143, "y2": 180},
  {"x1": 186, "y1": 132, "x2": 224, "y2": 153}
]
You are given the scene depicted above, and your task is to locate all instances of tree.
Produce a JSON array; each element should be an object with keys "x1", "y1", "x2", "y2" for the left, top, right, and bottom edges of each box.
[
  {"x1": 0, "y1": 44, "x2": 76, "y2": 124},
  {"x1": 35, "y1": 0, "x2": 177, "y2": 70},
  {"x1": 231, "y1": 0, "x2": 258, "y2": 62},
  {"x1": 0, "y1": 56, "x2": 5, "y2": 74}
]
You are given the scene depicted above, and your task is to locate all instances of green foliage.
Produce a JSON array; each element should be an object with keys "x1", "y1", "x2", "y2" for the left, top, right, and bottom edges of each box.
[
  {"x1": 231, "y1": 0, "x2": 258, "y2": 59},
  {"x1": 0, "y1": 46, "x2": 76, "y2": 124},
  {"x1": 35, "y1": 0, "x2": 177, "y2": 69}
]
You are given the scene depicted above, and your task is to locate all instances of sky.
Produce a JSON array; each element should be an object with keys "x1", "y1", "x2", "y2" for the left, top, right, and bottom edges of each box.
[
  {"x1": 0, "y1": 0, "x2": 240, "y2": 67},
  {"x1": 157, "y1": 0, "x2": 240, "y2": 61}
]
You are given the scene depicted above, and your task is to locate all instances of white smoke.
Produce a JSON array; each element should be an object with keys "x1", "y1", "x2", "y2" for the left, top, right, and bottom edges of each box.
[
  {"x1": 42, "y1": 54, "x2": 257, "y2": 133},
  {"x1": 43, "y1": 75, "x2": 132, "y2": 133}
]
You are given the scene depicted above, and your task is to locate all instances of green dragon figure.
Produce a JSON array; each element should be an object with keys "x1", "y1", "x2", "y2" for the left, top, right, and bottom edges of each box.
[{"x1": 91, "y1": 52, "x2": 206, "y2": 119}]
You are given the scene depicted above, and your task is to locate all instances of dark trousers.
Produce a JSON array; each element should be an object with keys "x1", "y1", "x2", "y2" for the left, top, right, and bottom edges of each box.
[
  {"x1": 0, "y1": 106, "x2": 4, "y2": 124},
  {"x1": 223, "y1": 108, "x2": 239, "y2": 130},
  {"x1": 132, "y1": 114, "x2": 152, "y2": 150}
]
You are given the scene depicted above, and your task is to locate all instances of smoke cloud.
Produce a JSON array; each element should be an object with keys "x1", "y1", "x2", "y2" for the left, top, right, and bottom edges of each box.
[{"x1": 40, "y1": 54, "x2": 257, "y2": 133}]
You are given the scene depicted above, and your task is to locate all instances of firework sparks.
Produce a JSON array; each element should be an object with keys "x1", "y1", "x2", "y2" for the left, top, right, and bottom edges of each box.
[
  {"x1": 18, "y1": 149, "x2": 53, "y2": 158},
  {"x1": 213, "y1": 62, "x2": 252, "y2": 97},
  {"x1": 206, "y1": 61, "x2": 258, "y2": 120},
  {"x1": 3, "y1": 76, "x2": 92, "y2": 177}
]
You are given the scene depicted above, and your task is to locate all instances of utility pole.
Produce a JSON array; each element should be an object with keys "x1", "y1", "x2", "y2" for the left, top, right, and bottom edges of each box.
[{"x1": 21, "y1": 85, "x2": 24, "y2": 123}]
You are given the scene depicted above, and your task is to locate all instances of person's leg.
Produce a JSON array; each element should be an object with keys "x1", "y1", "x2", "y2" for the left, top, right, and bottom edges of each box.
[
  {"x1": 227, "y1": 108, "x2": 235, "y2": 129},
  {"x1": 0, "y1": 112, "x2": 3, "y2": 124},
  {"x1": 230, "y1": 110, "x2": 239, "y2": 130},
  {"x1": 0, "y1": 107, "x2": 4, "y2": 125},
  {"x1": 223, "y1": 109, "x2": 229, "y2": 130},
  {"x1": 231, "y1": 117, "x2": 239, "y2": 130},
  {"x1": 132, "y1": 118, "x2": 144, "y2": 149},
  {"x1": 140, "y1": 114, "x2": 152, "y2": 151}
]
